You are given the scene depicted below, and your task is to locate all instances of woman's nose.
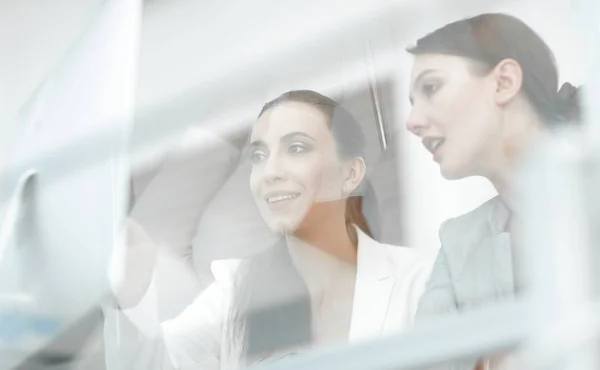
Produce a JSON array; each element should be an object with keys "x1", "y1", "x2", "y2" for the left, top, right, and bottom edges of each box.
[
  {"x1": 405, "y1": 106, "x2": 429, "y2": 137},
  {"x1": 263, "y1": 155, "x2": 286, "y2": 183}
]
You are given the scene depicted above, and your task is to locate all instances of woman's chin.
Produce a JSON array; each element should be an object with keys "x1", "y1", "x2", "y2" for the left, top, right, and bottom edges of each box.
[
  {"x1": 440, "y1": 168, "x2": 461, "y2": 180},
  {"x1": 439, "y1": 161, "x2": 468, "y2": 180},
  {"x1": 266, "y1": 218, "x2": 301, "y2": 235}
]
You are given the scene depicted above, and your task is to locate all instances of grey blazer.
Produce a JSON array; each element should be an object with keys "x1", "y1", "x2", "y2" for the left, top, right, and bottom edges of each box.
[{"x1": 416, "y1": 196, "x2": 515, "y2": 369}]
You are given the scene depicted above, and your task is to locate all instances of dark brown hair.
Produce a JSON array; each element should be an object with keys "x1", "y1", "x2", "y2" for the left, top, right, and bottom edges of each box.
[{"x1": 407, "y1": 13, "x2": 581, "y2": 124}]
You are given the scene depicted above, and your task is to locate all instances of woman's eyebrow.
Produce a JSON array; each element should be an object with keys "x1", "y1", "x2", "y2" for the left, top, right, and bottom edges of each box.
[
  {"x1": 249, "y1": 139, "x2": 266, "y2": 149},
  {"x1": 280, "y1": 132, "x2": 316, "y2": 142}
]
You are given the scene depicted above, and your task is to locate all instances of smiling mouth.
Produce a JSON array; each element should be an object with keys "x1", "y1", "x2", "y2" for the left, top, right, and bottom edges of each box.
[
  {"x1": 423, "y1": 138, "x2": 445, "y2": 155},
  {"x1": 265, "y1": 193, "x2": 301, "y2": 204}
]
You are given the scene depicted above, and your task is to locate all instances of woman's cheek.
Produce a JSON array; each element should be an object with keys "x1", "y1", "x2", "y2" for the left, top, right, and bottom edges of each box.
[
  {"x1": 315, "y1": 166, "x2": 345, "y2": 202},
  {"x1": 248, "y1": 170, "x2": 261, "y2": 200}
]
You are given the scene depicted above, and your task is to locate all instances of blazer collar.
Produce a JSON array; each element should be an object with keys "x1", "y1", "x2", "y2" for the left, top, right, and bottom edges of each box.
[
  {"x1": 285, "y1": 226, "x2": 396, "y2": 341},
  {"x1": 485, "y1": 196, "x2": 515, "y2": 299},
  {"x1": 350, "y1": 226, "x2": 395, "y2": 340},
  {"x1": 488, "y1": 195, "x2": 511, "y2": 235},
  {"x1": 355, "y1": 225, "x2": 393, "y2": 280}
]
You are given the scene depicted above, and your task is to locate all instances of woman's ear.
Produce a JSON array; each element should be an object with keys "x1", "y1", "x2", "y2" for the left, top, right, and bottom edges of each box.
[
  {"x1": 342, "y1": 157, "x2": 366, "y2": 196},
  {"x1": 491, "y1": 58, "x2": 523, "y2": 106}
]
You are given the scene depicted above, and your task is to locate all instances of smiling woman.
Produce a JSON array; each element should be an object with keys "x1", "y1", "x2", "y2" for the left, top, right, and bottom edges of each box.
[
  {"x1": 248, "y1": 91, "x2": 370, "y2": 241},
  {"x1": 234, "y1": 90, "x2": 373, "y2": 361},
  {"x1": 103, "y1": 90, "x2": 435, "y2": 370}
]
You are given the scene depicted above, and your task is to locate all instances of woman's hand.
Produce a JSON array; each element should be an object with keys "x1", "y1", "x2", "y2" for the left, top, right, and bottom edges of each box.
[{"x1": 108, "y1": 218, "x2": 157, "y2": 309}]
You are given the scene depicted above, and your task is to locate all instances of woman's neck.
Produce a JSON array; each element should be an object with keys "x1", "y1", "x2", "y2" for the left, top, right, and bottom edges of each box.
[
  {"x1": 487, "y1": 108, "x2": 547, "y2": 215},
  {"x1": 490, "y1": 174, "x2": 514, "y2": 214},
  {"x1": 288, "y1": 214, "x2": 357, "y2": 265}
]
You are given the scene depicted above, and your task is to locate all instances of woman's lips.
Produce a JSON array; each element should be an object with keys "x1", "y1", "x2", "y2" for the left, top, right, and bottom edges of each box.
[
  {"x1": 422, "y1": 137, "x2": 445, "y2": 162},
  {"x1": 264, "y1": 192, "x2": 301, "y2": 211},
  {"x1": 433, "y1": 141, "x2": 444, "y2": 162},
  {"x1": 265, "y1": 193, "x2": 300, "y2": 203}
]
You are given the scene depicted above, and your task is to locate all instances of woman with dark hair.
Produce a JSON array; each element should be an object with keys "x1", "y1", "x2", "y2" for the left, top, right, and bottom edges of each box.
[
  {"x1": 104, "y1": 90, "x2": 434, "y2": 369},
  {"x1": 405, "y1": 13, "x2": 582, "y2": 369}
]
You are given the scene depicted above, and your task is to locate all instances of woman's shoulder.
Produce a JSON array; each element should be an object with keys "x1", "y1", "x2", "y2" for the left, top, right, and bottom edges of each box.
[
  {"x1": 370, "y1": 243, "x2": 437, "y2": 277},
  {"x1": 384, "y1": 243, "x2": 436, "y2": 271},
  {"x1": 370, "y1": 243, "x2": 436, "y2": 291},
  {"x1": 439, "y1": 196, "x2": 502, "y2": 241},
  {"x1": 382, "y1": 242, "x2": 436, "y2": 260},
  {"x1": 447, "y1": 195, "x2": 501, "y2": 224},
  {"x1": 357, "y1": 228, "x2": 435, "y2": 268},
  {"x1": 208, "y1": 242, "x2": 285, "y2": 285}
]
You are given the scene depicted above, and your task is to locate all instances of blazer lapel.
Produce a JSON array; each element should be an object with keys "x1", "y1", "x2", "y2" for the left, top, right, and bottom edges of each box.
[
  {"x1": 451, "y1": 197, "x2": 515, "y2": 308},
  {"x1": 488, "y1": 198, "x2": 515, "y2": 299},
  {"x1": 455, "y1": 233, "x2": 513, "y2": 306},
  {"x1": 348, "y1": 229, "x2": 395, "y2": 341},
  {"x1": 492, "y1": 232, "x2": 514, "y2": 299}
]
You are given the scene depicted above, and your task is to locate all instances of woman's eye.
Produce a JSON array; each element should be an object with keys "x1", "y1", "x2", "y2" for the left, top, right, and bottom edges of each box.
[
  {"x1": 422, "y1": 82, "x2": 440, "y2": 97},
  {"x1": 250, "y1": 150, "x2": 267, "y2": 163},
  {"x1": 288, "y1": 142, "x2": 311, "y2": 154}
]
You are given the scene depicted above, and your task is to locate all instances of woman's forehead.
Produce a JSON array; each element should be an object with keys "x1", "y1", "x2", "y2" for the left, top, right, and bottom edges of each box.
[
  {"x1": 251, "y1": 102, "x2": 330, "y2": 142},
  {"x1": 410, "y1": 54, "x2": 470, "y2": 79}
]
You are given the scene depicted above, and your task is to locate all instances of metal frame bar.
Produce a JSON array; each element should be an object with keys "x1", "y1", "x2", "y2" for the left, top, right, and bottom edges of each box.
[
  {"x1": 366, "y1": 43, "x2": 389, "y2": 151},
  {"x1": 250, "y1": 301, "x2": 529, "y2": 370}
]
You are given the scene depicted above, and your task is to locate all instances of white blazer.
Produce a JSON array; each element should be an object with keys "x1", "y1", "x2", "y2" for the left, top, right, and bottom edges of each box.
[{"x1": 103, "y1": 229, "x2": 434, "y2": 370}]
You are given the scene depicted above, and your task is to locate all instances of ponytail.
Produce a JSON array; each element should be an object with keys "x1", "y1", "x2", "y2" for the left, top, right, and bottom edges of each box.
[
  {"x1": 345, "y1": 179, "x2": 375, "y2": 243},
  {"x1": 555, "y1": 82, "x2": 582, "y2": 123},
  {"x1": 346, "y1": 195, "x2": 371, "y2": 233}
]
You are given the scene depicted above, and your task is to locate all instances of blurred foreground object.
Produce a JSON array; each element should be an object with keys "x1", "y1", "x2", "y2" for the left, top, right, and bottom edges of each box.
[{"x1": 0, "y1": 0, "x2": 140, "y2": 367}]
